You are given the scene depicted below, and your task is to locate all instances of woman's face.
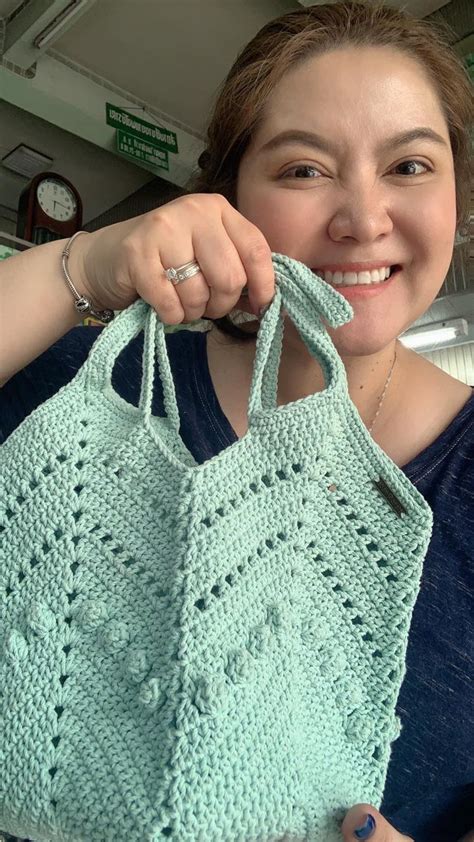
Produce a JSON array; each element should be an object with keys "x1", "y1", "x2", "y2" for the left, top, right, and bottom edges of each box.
[{"x1": 236, "y1": 46, "x2": 457, "y2": 356}]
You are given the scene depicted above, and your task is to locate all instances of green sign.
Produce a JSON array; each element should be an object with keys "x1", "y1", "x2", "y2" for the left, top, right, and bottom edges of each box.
[
  {"x1": 116, "y1": 129, "x2": 169, "y2": 171},
  {"x1": 106, "y1": 103, "x2": 178, "y2": 153}
]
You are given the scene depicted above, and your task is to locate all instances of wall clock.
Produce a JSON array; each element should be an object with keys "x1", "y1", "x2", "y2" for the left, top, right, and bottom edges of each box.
[{"x1": 16, "y1": 172, "x2": 82, "y2": 244}]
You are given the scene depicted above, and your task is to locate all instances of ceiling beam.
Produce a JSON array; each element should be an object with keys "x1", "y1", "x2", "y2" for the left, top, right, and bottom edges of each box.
[
  {"x1": 0, "y1": 52, "x2": 203, "y2": 189},
  {"x1": 3, "y1": 0, "x2": 96, "y2": 70}
]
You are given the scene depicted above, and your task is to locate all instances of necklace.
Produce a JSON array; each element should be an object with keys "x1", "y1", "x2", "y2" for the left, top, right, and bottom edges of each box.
[
  {"x1": 368, "y1": 347, "x2": 397, "y2": 434},
  {"x1": 214, "y1": 321, "x2": 397, "y2": 436}
]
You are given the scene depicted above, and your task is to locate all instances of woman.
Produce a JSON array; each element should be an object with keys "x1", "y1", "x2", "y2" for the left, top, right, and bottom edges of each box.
[{"x1": 1, "y1": 2, "x2": 472, "y2": 841}]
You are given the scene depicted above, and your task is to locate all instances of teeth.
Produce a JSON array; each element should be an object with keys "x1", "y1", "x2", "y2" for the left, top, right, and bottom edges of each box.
[{"x1": 318, "y1": 266, "x2": 393, "y2": 286}]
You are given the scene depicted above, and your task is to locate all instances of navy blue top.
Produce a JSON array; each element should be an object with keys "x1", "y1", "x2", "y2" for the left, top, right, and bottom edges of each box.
[{"x1": 1, "y1": 325, "x2": 473, "y2": 842}]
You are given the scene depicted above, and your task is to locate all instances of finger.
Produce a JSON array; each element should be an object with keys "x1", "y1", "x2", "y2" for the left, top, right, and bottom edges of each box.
[
  {"x1": 341, "y1": 804, "x2": 414, "y2": 842},
  {"x1": 161, "y1": 254, "x2": 210, "y2": 322},
  {"x1": 124, "y1": 240, "x2": 185, "y2": 325},
  {"x1": 176, "y1": 269, "x2": 212, "y2": 323},
  {"x1": 159, "y1": 247, "x2": 211, "y2": 323},
  {"x1": 192, "y1": 224, "x2": 248, "y2": 320},
  {"x1": 221, "y1": 204, "x2": 275, "y2": 317}
]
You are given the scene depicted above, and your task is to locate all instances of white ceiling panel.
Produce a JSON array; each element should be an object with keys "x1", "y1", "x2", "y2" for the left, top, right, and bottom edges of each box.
[
  {"x1": 46, "y1": 0, "x2": 453, "y2": 135},
  {"x1": 51, "y1": 0, "x2": 298, "y2": 133}
]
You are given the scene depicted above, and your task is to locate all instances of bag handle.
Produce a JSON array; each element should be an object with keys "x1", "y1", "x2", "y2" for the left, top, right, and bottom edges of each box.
[
  {"x1": 247, "y1": 254, "x2": 353, "y2": 420},
  {"x1": 139, "y1": 304, "x2": 181, "y2": 431},
  {"x1": 83, "y1": 254, "x2": 353, "y2": 434},
  {"x1": 82, "y1": 298, "x2": 181, "y2": 434}
]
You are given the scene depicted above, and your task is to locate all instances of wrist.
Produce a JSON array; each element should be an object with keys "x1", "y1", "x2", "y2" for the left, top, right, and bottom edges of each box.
[{"x1": 63, "y1": 231, "x2": 114, "y2": 323}]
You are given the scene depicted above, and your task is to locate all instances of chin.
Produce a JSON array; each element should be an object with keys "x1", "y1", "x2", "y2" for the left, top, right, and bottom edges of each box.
[{"x1": 326, "y1": 323, "x2": 397, "y2": 358}]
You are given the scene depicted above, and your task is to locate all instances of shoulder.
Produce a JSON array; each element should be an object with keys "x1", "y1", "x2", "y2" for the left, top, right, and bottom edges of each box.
[
  {"x1": 402, "y1": 379, "x2": 473, "y2": 491},
  {"x1": 385, "y1": 344, "x2": 473, "y2": 469},
  {"x1": 0, "y1": 326, "x2": 103, "y2": 444}
]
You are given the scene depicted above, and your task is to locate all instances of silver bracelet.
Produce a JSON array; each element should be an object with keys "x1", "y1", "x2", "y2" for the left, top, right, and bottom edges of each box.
[{"x1": 61, "y1": 231, "x2": 115, "y2": 323}]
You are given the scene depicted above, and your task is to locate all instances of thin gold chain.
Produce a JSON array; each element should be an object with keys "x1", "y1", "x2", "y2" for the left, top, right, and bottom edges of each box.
[{"x1": 368, "y1": 347, "x2": 397, "y2": 435}]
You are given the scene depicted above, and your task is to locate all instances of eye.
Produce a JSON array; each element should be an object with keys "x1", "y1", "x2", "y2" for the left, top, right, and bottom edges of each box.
[
  {"x1": 392, "y1": 159, "x2": 431, "y2": 176},
  {"x1": 281, "y1": 164, "x2": 322, "y2": 179}
]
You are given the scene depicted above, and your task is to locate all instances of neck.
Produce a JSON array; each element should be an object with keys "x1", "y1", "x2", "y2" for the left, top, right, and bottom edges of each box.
[{"x1": 277, "y1": 318, "x2": 403, "y2": 433}]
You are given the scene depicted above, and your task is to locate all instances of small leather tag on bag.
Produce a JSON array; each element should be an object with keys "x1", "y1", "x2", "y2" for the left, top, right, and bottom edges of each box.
[{"x1": 372, "y1": 476, "x2": 407, "y2": 518}]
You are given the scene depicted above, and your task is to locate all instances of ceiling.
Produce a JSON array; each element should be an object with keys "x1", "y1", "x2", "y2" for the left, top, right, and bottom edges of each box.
[
  {"x1": 21, "y1": 0, "x2": 452, "y2": 133},
  {"x1": 0, "y1": 0, "x2": 461, "y2": 227}
]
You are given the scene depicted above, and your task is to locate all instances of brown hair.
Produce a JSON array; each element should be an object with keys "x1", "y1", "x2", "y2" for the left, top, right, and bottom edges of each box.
[{"x1": 187, "y1": 0, "x2": 473, "y2": 341}]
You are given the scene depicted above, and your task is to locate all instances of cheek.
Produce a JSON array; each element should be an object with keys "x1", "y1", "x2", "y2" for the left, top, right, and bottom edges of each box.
[
  {"x1": 400, "y1": 179, "x2": 457, "y2": 264},
  {"x1": 237, "y1": 181, "x2": 315, "y2": 254}
]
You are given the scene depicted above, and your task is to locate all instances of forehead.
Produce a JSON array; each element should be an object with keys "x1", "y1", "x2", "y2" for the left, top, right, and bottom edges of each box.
[{"x1": 254, "y1": 45, "x2": 448, "y2": 142}]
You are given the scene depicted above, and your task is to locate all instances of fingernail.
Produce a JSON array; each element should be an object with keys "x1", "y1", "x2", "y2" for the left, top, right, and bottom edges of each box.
[{"x1": 353, "y1": 813, "x2": 376, "y2": 839}]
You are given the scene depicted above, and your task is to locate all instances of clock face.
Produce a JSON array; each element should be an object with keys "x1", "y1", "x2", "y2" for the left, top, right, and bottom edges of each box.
[{"x1": 36, "y1": 178, "x2": 77, "y2": 222}]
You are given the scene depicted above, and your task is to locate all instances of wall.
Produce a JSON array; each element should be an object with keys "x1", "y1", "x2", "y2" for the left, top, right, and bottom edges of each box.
[{"x1": 423, "y1": 344, "x2": 473, "y2": 385}]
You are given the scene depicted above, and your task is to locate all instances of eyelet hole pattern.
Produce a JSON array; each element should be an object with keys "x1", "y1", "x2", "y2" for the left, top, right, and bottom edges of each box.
[
  {"x1": 193, "y1": 528, "x2": 289, "y2": 614},
  {"x1": 198, "y1": 463, "x2": 304, "y2": 528},
  {"x1": 318, "y1": 474, "x2": 399, "y2": 579}
]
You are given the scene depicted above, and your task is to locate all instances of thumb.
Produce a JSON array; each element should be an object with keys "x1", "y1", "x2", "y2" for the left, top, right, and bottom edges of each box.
[{"x1": 341, "y1": 804, "x2": 414, "y2": 841}]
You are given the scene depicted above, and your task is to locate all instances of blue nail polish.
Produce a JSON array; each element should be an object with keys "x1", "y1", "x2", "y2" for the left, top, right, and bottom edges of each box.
[{"x1": 353, "y1": 813, "x2": 376, "y2": 839}]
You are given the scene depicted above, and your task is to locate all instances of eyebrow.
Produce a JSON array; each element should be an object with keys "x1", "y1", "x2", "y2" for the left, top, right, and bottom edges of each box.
[{"x1": 259, "y1": 127, "x2": 448, "y2": 156}]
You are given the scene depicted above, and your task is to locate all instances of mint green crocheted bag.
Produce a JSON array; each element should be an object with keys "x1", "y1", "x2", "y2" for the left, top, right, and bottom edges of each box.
[{"x1": 0, "y1": 254, "x2": 433, "y2": 842}]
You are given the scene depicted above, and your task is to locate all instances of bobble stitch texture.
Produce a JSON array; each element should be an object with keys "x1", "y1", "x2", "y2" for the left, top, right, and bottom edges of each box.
[
  {"x1": 247, "y1": 624, "x2": 272, "y2": 656},
  {"x1": 225, "y1": 649, "x2": 254, "y2": 685},
  {"x1": 319, "y1": 643, "x2": 347, "y2": 677},
  {"x1": 301, "y1": 617, "x2": 331, "y2": 647},
  {"x1": 27, "y1": 601, "x2": 56, "y2": 637},
  {"x1": 125, "y1": 648, "x2": 150, "y2": 683},
  {"x1": 139, "y1": 677, "x2": 162, "y2": 710},
  {"x1": 194, "y1": 675, "x2": 228, "y2": 717},
  {"x1": 334, "y1": 676, "x2": 364, "y2": 711},
  {"x1": 76, "y1": 599, "x2": 108, "y2": 629},
  {"x1": 98, "y1": 619, "x2": 129, "y2": 654},
  {"x1": 4, "y1": 629, "x2": 28, "y2": 667},
  {"x1": 266, "y1": 604, "x2": 286, "y2": 632},
  {"x1": 345, "y1": 712, "x2": 373, "y2": 743}
]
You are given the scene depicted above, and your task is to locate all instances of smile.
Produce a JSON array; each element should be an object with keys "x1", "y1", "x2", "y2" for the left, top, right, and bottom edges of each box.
[{"x1": 313, "y1": 265, "x2": 401, "y2": 287}]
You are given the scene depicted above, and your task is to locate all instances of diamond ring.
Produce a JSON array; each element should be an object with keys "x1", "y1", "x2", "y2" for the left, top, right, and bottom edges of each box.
[{"x1": 165, "y1": 260, "x2": 202, "y2": 285}]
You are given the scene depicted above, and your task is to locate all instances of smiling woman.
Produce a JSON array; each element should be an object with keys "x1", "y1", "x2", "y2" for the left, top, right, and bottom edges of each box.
[
  {"x1": 197, "y1": 18, "x2": 472, "y2": 466},
  {"x1": 0, "y1": 2, "x2": 473, "y2": 842}
]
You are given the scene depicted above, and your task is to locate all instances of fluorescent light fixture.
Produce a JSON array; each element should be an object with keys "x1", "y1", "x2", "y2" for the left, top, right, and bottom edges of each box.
[
  {"x1": 400, "y1": 318, "x2": 469, "y2": 350},
  {"x1": 1, "y1": 144, "x2": 54, "y2": 178},
  {"x1": 33, "y1": 0, "x2": 90, "y2": 50}
]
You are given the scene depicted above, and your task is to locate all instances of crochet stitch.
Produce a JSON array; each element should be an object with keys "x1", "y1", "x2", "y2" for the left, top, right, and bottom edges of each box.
[{"x1": 0, "y1": 254, "x2": 433, "y2": 841}]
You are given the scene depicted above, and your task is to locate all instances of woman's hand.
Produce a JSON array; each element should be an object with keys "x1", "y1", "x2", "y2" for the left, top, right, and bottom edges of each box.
[
  {"x1": 341, "y1": 804, "x2": 413, "y2": 841},
  {"x1": 74, "y1": 193, "x2": 275, "y2": 323},
  {"x1": 342, "y1": 802, "x2": 473, "y2": 841}
]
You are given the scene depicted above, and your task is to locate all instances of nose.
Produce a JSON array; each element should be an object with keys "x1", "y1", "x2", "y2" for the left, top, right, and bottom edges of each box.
[{"x1": 327, "y1": 184, "x2": 393, "y2": 243}]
